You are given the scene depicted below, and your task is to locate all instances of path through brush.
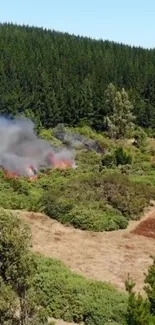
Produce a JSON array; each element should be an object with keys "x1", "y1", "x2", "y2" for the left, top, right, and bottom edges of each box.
[{"x1": 7, "y1": 206, "x2": 155, "y2": 294}]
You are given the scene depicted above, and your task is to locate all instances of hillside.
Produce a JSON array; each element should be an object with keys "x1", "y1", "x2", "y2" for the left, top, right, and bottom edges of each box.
[
  {"x1": 1, "y1": 23, "x2": 155, "y2": 129},
  {"x1": 1, "y1": 121, "x2": 155, "y2": 324},
  {"x1": 1, "y1": 122, "x2": 155, "y2": 231},
  {"x1": 9, "y1": 206, "x2": 155, "y2": 294},
  {"x1": 1, "y1": 23, "x2": 155, "y2": 323}
]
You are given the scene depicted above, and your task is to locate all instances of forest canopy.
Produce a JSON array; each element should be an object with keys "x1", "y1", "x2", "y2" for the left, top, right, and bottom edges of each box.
[{"x1": 0, "y1": 23, "x2": 155, "y2": 130}]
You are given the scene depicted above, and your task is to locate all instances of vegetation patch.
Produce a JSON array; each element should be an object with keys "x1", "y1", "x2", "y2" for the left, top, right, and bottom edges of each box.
[
  {"x1": 0, "y1": 123, "x2": 154, "y2": 231},
  {"x1": 33, "y1": 256, "x2": 127, "y2": 325}
]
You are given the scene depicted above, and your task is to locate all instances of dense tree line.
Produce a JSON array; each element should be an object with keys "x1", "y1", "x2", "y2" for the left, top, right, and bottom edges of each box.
[{"x1": 1, "y1": 23, "x2": 155, "y2": 129}]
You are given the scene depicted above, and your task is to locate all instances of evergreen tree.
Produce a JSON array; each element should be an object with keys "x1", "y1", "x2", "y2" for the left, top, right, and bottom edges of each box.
[
  {"x1": 0, "y1": 23, "x2": 155, "y2": 129},
  {"x1": 125, "y1": 258, "x2": 155, "y2": 325},
  {"x1": 104, "y1": 84, "x2": 135, "y2": 139}
]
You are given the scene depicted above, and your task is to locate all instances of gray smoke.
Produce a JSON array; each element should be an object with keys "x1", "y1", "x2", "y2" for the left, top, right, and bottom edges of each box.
[
  {"x1": 54, "y1": 124, "x2": 105, "y2": 154},
  {"x1": 0, "y1": 116, "x2": 76, "y2": 176}
]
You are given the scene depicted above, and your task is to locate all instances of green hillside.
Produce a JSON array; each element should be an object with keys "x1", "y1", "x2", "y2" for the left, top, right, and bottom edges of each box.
[
  {"x1": 1, "y1": 23, "x2": 155, "y2": 129},
  {"x1": 1, "y1": 23, "x2": 155, "y2": 325},
  {"x1": 0, "y1": 124, "x2": 154, "y2": 232}
]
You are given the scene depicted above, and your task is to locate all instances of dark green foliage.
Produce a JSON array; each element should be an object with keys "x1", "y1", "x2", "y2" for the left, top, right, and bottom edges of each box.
[
  {"x1": 104, "y1": 85, "x2": 135, "y2": 139},
  {"x1": 145, "y1": 257, "x2": 155, "y2": 316},
  {"x1": 101, "y1": 152, "x2": 117, "y2": 168},
  {"x1": 126, "y1": 283, "x2": 151, "y2": 324},
  {"x1": 40, "y1": 169, "x2": 155, "y2": 229},
  {"x1": 1, "y1": 23, "x2": 155, "y2": 129},
  {"x1": 115, "y1": 147, "x2": 132, "y2": 166},
  {"x1": 0, "y1": 276, "x2": 18, "y2": 324},
  {"x1": 133, "y1": 127, "x2": 147, "y2": 149},
  {"x1": 33, "y1": 256, "x2": 127, "y2": 325},
  {"x1": 41, "y1": 191, "x2": 74, "y2": 219},
  {"x1": 60, "y1": 204, "x2": 128, "y2": 231},
  {"x1": 0, "y1": 208, "x2": 49, "y2": 325},
  {"x1": 125, "y1": 258, "x2": 155, "y2": 324},
  {"x1": 99, "y1": 172, "x2": 155, "y2": 218},
  {"x1": 101, "y1": 147, "x2": 132, "y2": 168}
]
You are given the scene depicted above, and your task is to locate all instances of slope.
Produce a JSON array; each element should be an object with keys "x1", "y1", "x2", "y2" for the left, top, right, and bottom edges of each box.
[{"x1": 8, "y1": 206, "x2": 155, "y2": 294}]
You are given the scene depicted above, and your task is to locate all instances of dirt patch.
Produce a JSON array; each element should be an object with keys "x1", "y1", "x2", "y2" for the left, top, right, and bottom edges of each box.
[
  {"x1": 7, "y1": 207, "x2": 155, "y2": 294},
  {"x1": 48, "y1": 318, "x2": 79, "y2": 325},
  {"x1": 131, "y1": 216, "x2": 155, "y2": 238}
]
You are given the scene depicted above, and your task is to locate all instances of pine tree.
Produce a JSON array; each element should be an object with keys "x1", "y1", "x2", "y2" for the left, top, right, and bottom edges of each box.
[
  {"x1": 125, "y1": 258, "x2": 155, "y2": 325},
  {"x1": 0, "y1": 23, "x2": 155, "y2": 129},
  {"x1": 104, "y1": 84, "x2": 135, "y2": 139}
]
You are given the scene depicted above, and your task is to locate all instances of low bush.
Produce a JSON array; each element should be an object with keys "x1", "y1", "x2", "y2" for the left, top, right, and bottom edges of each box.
[
  {"x1": 115, "y1": 147, "x2": 132, "y2": 166},
  {"x1": 101, "y1": 147, "x2": 132, "y2": 169},
  {"x1": 33, "y1": 256, "x2": 127, "y2": 325},
  {"x1": 133, "y1": 127, "x2": 147, "y2": 149},
  {"x1": 40, "y1": 169, "x2": 155, "y2": 230},
  {"x1": 76, "y1": 150, "x2": 102, "y2": 171},
  {"x1": 101, "y1": 152, "x2": 117, "y2": 168},
  {"x1": 62, "y1": 204, "x2": 128, "y2": 231},
  {"x1": 93, "y1": 172, "x2": 155, "y2": 219},
  {"x1": 41, "y1": 193, "x2": 74, "y2": 220}
]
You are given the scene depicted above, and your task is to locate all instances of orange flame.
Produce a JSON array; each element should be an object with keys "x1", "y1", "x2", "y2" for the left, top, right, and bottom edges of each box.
[
  {"x1": 4, "y1": 170, "x2": 20, "y2": 179},
  {"x1": 3, "y1": 153, "x2": 76, "y2": 181},
  {"x1": 3, "y1": 166, "x2": 38, "y2": 181},
  {"x1": 48, "y1": 153, "x2": 75, "y2": 169}
]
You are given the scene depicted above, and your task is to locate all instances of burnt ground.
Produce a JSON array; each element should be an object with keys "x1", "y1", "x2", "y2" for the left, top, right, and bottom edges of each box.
[{"x1": 7, "y1": 207, "x2": 155, "y2": 294}]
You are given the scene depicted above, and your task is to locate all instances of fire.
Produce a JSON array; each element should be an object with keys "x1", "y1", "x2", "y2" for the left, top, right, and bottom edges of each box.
[
  {"x1": 47, "y1": 153, "x2": 76, "y2": 169},
  {"x1": 52, "y1": 160, "x2": 74, "y2": 169},
  {"x1": 3, "y1": 153, "x2": 76, "y2": 181},
  {"x1": 3, "y1": 165, "x2": 38, "y2": 181},
  {"x1": 4, "y1": 170, "x2": 38, "y2": 181},
  {"x1": 4, "y1": 170, "x2": 20, "y2": 180}
]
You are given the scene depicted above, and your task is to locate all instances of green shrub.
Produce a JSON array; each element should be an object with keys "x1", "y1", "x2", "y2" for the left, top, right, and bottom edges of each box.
[
  {"x1": 71, "y1": 125, "x2": 97, "y2": 139},
  {"x1": 40, "y1": 179, "x2": 129, "y2": 231},
  {"x1": 101, "y1": 147, "x2": 132, "y2": 169},
  {"x1": 39, "y1": 128, "x2": 54, "y2": 140},
  {"x1": 94, "y1": 172, "x2": 155, "y2": 219},
  {"x1": 133, "y1": 127, "x2": 147, "y2": 148},
  {"x1": 101, "y1": 152, "x2": 117, "y2": 168},
  {"x1": 41, "y1": 190, "x2": 74, "y2": 219},
  {"x1": 119, "y1": 164, "x2": 132, "y2": 175},
  {"x1": 40, "y1": 168, "x2": 155, "y2": 229},
  {"x1": 8, "y1": 178, "x2": 31, "y2": 195},
  {"x1": 115, "y1": 147, "x2": 132, "y2": 166},
  {"x1": 77, "y1": 150, "x2": 101, "y2": 171},
  {"x1": 62, "y1": 204, "x2": 128, "y2": 231},
  {"x1": 33, "y1": 256, "x2": 127, "y2": 325}
]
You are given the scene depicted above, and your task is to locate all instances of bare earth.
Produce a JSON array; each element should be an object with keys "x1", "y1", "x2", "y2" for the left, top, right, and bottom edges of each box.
[
  {"x1": 9, "y1": 207, "x2": 155, "y2": 294},
  {"x1": 48, "y1": 318, "x2": 81, "y2": 325}
]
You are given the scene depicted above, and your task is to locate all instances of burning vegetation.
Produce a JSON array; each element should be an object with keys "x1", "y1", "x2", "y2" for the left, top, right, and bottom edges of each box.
[{"x1": 0, "y1": 116, "x2": 77, "y2": 180}]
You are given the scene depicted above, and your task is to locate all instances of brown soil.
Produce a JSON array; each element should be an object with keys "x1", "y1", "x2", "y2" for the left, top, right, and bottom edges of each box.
[
  {"x1": 131, "y1": 216, "x2": 155, "y2": 238},
  {"x1": 8, "y1": 207, "x2": 155, "y2": 294}
]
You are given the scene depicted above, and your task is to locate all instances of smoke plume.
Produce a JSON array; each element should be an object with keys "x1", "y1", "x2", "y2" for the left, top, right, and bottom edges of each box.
[
  {"x1": 54, "y1": 124, "x2": 105, "y2": 154},
  {"x1": 0, "y1": 116, "x2": 76, "y2": 177}
]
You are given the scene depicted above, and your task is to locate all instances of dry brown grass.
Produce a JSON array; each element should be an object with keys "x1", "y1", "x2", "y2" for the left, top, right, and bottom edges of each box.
[
  {"x1": 48, "y1": 318, "x2": 81, "y2": 325},
  {"x1": 8, "y1": 207, "x2": 155, "y2": 294}
]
